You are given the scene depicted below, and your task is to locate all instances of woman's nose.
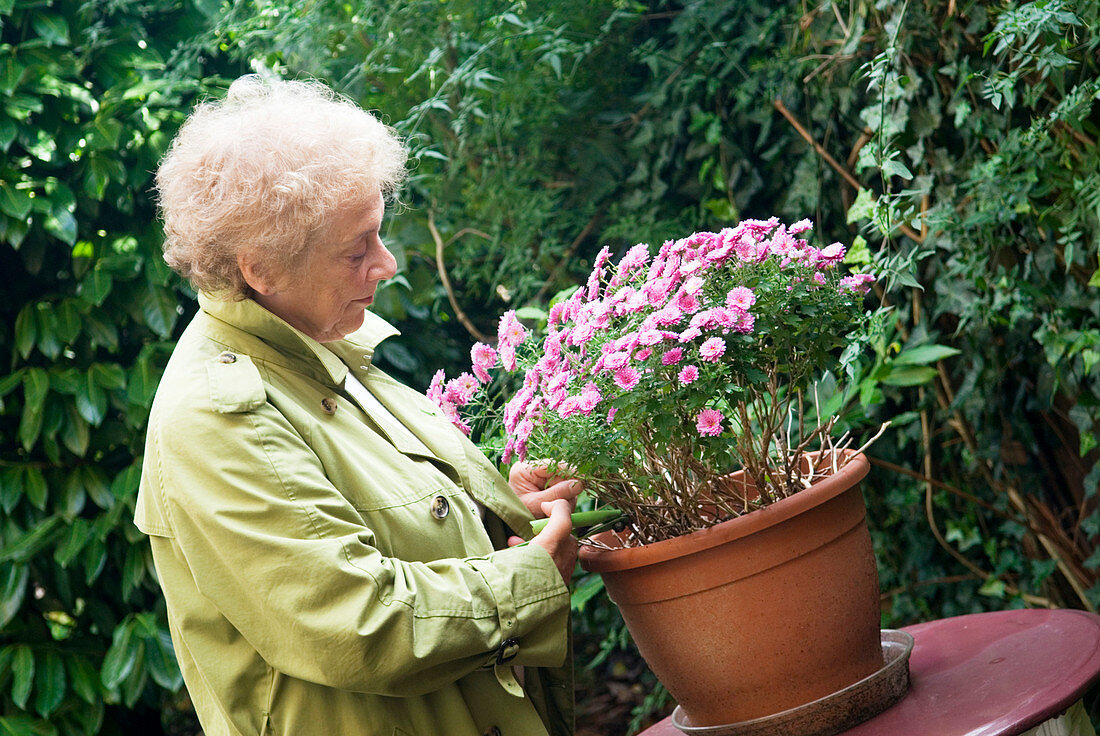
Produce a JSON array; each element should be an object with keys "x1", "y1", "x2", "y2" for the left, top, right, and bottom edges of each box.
[{"x1": 369, "y1": 239, "x2": 398, "y2": 281}]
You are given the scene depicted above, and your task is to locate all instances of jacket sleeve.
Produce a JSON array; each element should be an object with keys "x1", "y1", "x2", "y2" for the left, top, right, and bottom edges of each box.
[{"x1": 139, "y1": 392, "x2": 570, "y2": 697}]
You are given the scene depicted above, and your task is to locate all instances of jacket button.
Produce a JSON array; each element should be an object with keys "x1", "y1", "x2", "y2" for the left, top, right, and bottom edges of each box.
[
  {"x1": 430, "y1": 495, "x2": 450, "y2": 519},
  {"x1": 320, "y1": 397, "x2": 338, "y2": 414},
  {"x1": 482, "y1": 728, "x2": 502, "y2": 736},
  {"x1": 217, "y1": 351, "x2": 237, "y2": 364}
]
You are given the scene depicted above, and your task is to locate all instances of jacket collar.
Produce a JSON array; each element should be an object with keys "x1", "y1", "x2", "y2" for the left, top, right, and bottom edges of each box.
[{"x1": 197, "y1": 293, "x2": 399, "y2": 386}]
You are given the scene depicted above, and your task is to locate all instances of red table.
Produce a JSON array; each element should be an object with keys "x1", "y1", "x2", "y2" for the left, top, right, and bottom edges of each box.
[{"x1": 637, "y1": 608, "x2": 1100, "y2": 736}]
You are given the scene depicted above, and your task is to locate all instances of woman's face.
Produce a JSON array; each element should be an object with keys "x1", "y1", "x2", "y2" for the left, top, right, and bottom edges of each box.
[{"x1": 249, "y1": 191, "x2": 397, "y2": 343}]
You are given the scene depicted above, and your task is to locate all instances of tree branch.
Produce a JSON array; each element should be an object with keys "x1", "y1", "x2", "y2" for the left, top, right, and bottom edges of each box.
[
  {"x1": 773, "y1": 98, "x2": 924, "y2": 243},
  {"x1": 427, "y1": 210, "x2": 492, "y2": 344}
]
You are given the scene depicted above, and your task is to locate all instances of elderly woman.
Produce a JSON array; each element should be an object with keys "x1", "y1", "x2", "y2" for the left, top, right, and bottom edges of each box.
[{"x1": 134, "y1": 76, "x2": 581, "y2": 736}]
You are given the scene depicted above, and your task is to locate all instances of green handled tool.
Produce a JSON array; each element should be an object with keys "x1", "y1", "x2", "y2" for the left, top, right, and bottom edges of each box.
[{"x1": 529, "y1": 508, "x2": 623, "y2": 535}]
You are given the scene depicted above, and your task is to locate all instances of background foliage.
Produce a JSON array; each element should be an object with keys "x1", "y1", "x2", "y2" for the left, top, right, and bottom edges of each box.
[{"x1": 1, "y1": 0, "x2": 1098, "y2": 733}]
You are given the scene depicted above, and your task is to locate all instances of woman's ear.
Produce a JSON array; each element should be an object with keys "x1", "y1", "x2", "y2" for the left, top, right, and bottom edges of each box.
[{"x1": 237, "y1": 252, "x2": 278, "y2": 296}]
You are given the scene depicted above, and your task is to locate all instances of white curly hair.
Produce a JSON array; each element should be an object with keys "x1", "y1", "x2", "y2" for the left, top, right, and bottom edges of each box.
[{"x1": 155, "y1": 75, "x2": 408, "y2": 298}]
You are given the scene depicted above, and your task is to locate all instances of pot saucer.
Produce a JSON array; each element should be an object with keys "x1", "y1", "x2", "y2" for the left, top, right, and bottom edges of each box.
[{"x1": 671, "y1": 629, "x2": 913, "y2": 736}]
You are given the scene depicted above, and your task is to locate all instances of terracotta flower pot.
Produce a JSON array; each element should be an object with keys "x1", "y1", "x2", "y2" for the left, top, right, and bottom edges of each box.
[{"x1": 578, "y1": 450, "x2": 882, "y2": 728}]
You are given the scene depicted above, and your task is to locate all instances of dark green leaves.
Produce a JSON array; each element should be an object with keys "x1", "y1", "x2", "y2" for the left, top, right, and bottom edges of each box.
[
  {"x1": 30, "y1": 13, "x2": 70, "y2": 47},
  {"x1": 1, "y1": 0, "x2": 197, "y2": 729}
]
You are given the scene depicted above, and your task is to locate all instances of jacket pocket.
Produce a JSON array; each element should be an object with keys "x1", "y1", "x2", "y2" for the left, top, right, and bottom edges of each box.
[{"x1": 354, "y1": 484, "x2": 490, "y2": 562}]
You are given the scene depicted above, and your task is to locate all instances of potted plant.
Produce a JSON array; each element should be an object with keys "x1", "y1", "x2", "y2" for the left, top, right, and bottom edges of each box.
[{"x1": 431, "y1": 217, "x2": 894, "y2": 731}]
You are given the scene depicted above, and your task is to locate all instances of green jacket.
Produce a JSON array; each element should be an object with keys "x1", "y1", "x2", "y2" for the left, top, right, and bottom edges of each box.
[{"x1": 135, "y1": 294, "x2": 574, "y2": 736}]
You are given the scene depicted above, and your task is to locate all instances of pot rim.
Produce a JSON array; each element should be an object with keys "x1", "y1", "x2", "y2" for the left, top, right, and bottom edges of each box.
[{"x1": 578, "y1": 449, "x2": 869, "y2": 572}]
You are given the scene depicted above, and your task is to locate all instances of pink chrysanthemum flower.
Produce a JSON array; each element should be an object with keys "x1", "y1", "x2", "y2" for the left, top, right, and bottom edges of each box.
[
  {"x1": 547, "y1": 301, "x2": 566, "y2": 328},
  {"x1": 696, "y1": 408, "x2": 724, "y2": 436},
  {"x1": 733, "y1": 311, "x2": 755, "y2": 334},
  {"x1": 789, "y1": 218, "x2": 814, "y2": 234},
  {"x1": 569, "y1": 323, "x2": 596, "y2": 346},
  {"x1": 678, "y1": 365, "x2": 699, "y2": 385},
  {"x1": 579, "y1": 383, "x2": 602, "y2": 413},
  {"x1": 674, "y1": 291, "x2": 701, "y2": 314},
  {"x1": 839, "y1": 273, "x2": 876, "y2": 295},
  {"x1": 427, "y1": 369, "x2": 446, "y2": 404},
  {"x1": 471, "y1": 343, "x2": 497, "y2": 384},
  {"x1": 700, "y1": 337, "x2": 726, "y2": 361},
  {"x1": 603, "y1": 351, "x2": 631, "y2": 371},
  {"x1": 725, "y1": 286, "x2": 756, "y2": 311},
  {"x1": 682, "y1": 275, "x2": 705, "y2": 296},
  {"x1": 678, "y1": 326, "x2": 703, "y2": 343},
  {"x1": 498, "y1": 310, "x2": 527, "y2": 349},
  {"x1": 661, "y1": 347, "x2": 684, "y2": 366},
  {"x1": 653, "y1": 304, "x2": 683, "y2": 326},
  {"x1": 500, "y1": 344, "x2": 517, "y2": 372},
  {"x1": 614, "y1": 366, "x2": 641, "y2": 390},
  {"x1": 444, "y1": 372, "x2": 480, "y2": 406},
  {"x1": 617, "y1": 243, "x2": 651, "y2": 281},
  {"x1": 818, "y1": 242, "x2": 845, "y2": 266},
  {"x1": 558, "y1": 396, "x2": 583, "y2": 418},
  {"x1": 634, "y1": 347, "x2": 653, "y2": 361}
]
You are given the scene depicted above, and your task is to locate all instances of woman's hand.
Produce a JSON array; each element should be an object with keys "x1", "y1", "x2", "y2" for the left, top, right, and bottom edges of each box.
[
  {"x1": 508, "y1": 461, "x2": 584, "y2": 518},
  {"x1": 508, "y1": 499, "x2": 578, "y2": 583}
]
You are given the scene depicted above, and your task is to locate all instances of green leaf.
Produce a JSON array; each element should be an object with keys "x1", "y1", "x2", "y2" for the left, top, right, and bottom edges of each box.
[
  {"x1": 979, "y1": 576, "x2": 1006, "y2": 598},
  {"x1": 57, "y1": 470, "x2": 87, "y2": 518},
  {"x1": 0, "y1": 563, "x2": 29, "y2": 628},
  {"x1": 0, "y1": 370, "x2": 25, "y2": 399},
  {"x1": 44, "y1": 210, "x2": 78, "y2": 246},
  {"x1": 143, "y1": 630, "x2": 182, "y2": 691},
  {"x1": 121, "y1": 547, "x2": 146, "y2": 601},
  {"x1": 0, "y1": 186, "x2": 33, "y2": 220},
  {"x1": 87, "y1": 118, "x2": 122, "y2": 150},
  {"x1": 54, "y1": 301, "x2": 82, "y2": 344},
  {"x1": 33, "y1": 307, "x2": 61, "y2": 360},
  {"x1": 31, "y1": 12, "x2": 70, "y2": 45},
  {"x1": 0, "y1": 517, "x2": 63, "y2": 563},
  {"x1": 882, "y1": 365, "x2": 939, "y2": 387},
  {"x1": 24, "y1": 468, "x2": 47, "y2": 511},
  {"x1": 18, "y1": 369, "x2": 49, "y2": 451},
  {"x1": 14, "y1": 304, "x2": 36, "y2": 360},
  {"x1": 90, "y1": 363, "x2": 126, "y2": 390},
  {"x1": 54, "y1": 518, "x2": 90, "y2": 568},
  {"x1": 569, "y1": 573, "x2": 605, "y2": 612},
  {"x1": 128, "y1": 347, "x2": 163, "y2": 407},
  {"x1": 11, "y1": 645, "x2": 34, "y2": 709},
  {"x1": 60, "y1": 403, "x2": 90, "y2": 458},
  {"x1": 75, "y1": 370, "x2": 107, "y2": 426},
  {"x1": 846, "y1": 188, "x2": 876, "y2": 225},
  {"x1": 81, "y1": 266, "x2": 114, "y2": 307},
  {"x1": 141, "y1": 286, "x2": 179, "y2": 338},
  {"x1": 83, "y1": 467, "x2": 114, "y2": 510},
  {"x1": 66, "y1": 655, "x2": 100, "y2": 705},
  {"x1": 84, "y1": 312, "x2": 119, "y2": 351},
  {"x1": 880, "y1": 158, "x2": 913, "y2": 180},
  {"x1": 101, "y1": 621, "x2": 138, "y2": 690},
  {"x1": 0, "y1": 715, "x2": 58, "y2": 736},
  {"x1": 0, "y1": 117, "x2": 15, "y2": 151},
  {"x1": 893, "y1": 344, "x2": 961, "y2": 366},
  {"x1": 0, "y1": 467, "x2": 23, "y2": 514},
  {"x1": 120, "y1": 653, "x2": 147, "y2": 708},
  {"x1": 110, "y1": 462, "x2": 141, "y2": 503},
  {"x1": 33, "y1": 650, "x2": 65, "y2": 718}
]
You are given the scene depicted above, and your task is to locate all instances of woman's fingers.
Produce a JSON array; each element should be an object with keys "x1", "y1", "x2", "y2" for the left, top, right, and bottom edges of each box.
[{"x1": 529, "y1": 499, "x2": 578, "y2": 582}]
